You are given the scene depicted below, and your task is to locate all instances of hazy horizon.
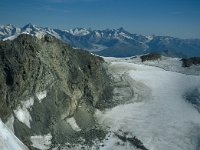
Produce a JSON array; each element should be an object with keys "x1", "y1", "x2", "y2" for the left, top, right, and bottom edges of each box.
[{"x1": 0, "y1": 0, "x2": 200, "y2": 39}]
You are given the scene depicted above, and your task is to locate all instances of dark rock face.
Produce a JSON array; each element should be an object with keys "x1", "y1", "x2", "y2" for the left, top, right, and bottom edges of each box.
[
  {"x1": 140, "y1": 53, "x2": 161, "y2": 62},
  {"x1": 114, "y1": 130, "x2": 148, "y2": 150},
  {"x1": 0, "y1": 34, "x2": 113, "y2": 148},
  {"x1": 181, "y1": 57, "x2": 200, "y2": 67}
]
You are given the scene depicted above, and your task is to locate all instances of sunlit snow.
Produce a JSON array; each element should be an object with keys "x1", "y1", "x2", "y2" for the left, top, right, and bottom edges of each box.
[{"x1": 96, "y1": 60, "x2": 200, "y2": 150}]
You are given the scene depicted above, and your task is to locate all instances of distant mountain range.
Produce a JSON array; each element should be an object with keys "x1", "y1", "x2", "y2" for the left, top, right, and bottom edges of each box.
[{"x1": 1, "y1": 23, "x2": 200, "y2": 58}]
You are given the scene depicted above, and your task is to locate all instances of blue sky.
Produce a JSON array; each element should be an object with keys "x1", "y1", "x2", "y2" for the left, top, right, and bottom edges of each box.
[{"x1": 0, "y1": 0, "x2": 200, "y2": 38}]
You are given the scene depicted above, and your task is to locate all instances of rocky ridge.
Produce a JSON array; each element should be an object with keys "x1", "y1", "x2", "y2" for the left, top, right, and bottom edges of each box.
[{"x1": 0, "y1": 34, "x2": 113, "y2": 149}]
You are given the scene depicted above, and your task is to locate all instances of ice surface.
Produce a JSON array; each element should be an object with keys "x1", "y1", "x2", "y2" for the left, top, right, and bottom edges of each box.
[{"x1": 96, "y1": 60, "x2": 200, "y2": 150}]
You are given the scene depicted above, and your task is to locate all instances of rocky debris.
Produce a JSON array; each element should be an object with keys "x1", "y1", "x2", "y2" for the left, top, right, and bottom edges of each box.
[
  {"x1": 140, "y1": 53, "x2": 161, "y2": 62},
  {"x1": 96, "y1": 62, "x2": 136, "y2": 109},
  {"x1": 181, "y1": 57, "x2": 200, "y2": 67},
  {"x1": 0, "y1": 34, "x2": 113, "y2": 149},
  {"x1": 97, "y1": 59, "x2": 153, "y2": 109},
  {"x1": 114, "y1": 130, "x2": 148, "y2": 150}
]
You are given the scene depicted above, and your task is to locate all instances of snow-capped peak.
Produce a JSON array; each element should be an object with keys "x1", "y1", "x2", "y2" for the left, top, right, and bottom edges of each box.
[
  {"x1": 0, "y1": 24, "x2": 16, "y2": 29},
  {"x1": 0, "y1": 24, "x2": 21, "y2": 39},
  {"x1": 22, "y1": 23, "x2": 36, "y2": 29},
  {"x1": 145, "y1": 35, "x2": 154, "y2": 41},
  {"x1": 118, "y1": 32, "x2": 133, "y2": 40},
  {"x1": 21, "y1": 23, "x2": 39, "y2": 33},
  {"x1": 67, "y1": 28, "x2": 91, "y2": 36},
  {"x1": 117, "y1": 27, "x2": 126, "y2": 32}
]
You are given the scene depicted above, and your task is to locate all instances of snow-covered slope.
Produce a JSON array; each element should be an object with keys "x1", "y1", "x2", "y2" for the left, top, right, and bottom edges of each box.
[
  {"x1": 0, "y1": 119, "x2": 28, "y2": 150},
  {"x1": 66, "y1": 28, "x2": 90, "y2": 36},
  {"x1": 0, "y1": 24, "x2": 21, "y2": 39},
  {"x1": 105, "y1": 56, "x2": 200, "y2": 75},
  {"x1": 95, "y1": 58, "x2": 200, "y2": 150}
]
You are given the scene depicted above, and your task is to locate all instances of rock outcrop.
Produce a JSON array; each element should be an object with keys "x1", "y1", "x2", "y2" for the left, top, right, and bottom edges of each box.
[
  {"x1": 140, "y1": 53, "x2": 161, "y2": 62},
  {"x1": 0, "y1": 34, "x2": 113, "y2": 149},
  {"x1": 181, "y1": 57, "x2": 200, "y2": 67}
]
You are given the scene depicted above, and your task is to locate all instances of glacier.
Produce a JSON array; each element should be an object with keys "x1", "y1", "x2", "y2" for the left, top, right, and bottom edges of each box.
[{"x1": 95, "y1": 58, "x2": 200, "y2": 150}]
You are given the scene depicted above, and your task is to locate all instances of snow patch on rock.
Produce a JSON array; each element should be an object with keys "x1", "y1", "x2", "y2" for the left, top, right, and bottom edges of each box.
[
  {"x1": 36, "y1": 91, "x2": 47, "y2": 103},
  {"x1": 14, "y1": 97, "x2": 34, "y2": 128},
  {"x1": 30, "y1": 133, "x2": 52, "y2": 150},
  {"x1": 66, "y1": 117, "x2": 81, "y2": 132},
  {"x1": 3, "y1": 35, "x2": 19, "y2": 41}
]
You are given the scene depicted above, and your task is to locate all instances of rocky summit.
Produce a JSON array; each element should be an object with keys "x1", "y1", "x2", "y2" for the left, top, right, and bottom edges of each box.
[{"x1": 0, "y1": 34, "x2": 113, "y2": 149}]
